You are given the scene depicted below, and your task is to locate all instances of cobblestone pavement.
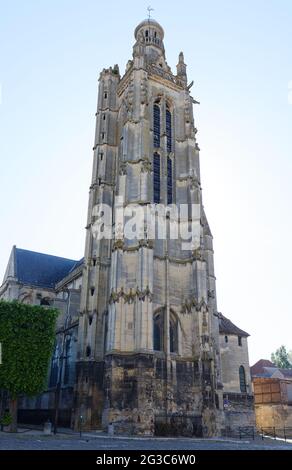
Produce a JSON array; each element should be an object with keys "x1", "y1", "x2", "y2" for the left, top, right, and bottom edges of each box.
[{"x1": 0, "y1": 431, "x2": 292, "y2": 450}]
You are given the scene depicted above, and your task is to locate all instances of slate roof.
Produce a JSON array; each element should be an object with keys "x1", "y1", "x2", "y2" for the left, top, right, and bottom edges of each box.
[
  {"x1": 69, "y1": 257, "x2": 84, "y2": 274},
  {"x1": 15, "y1": 248, "x2": 79, "y2": 289},
  {"x1": 217, "y1": 312, "x2": 249, "y2": 337},
  {"x1": 281, "y1": 369, "x2": 292, "y2": 378}
]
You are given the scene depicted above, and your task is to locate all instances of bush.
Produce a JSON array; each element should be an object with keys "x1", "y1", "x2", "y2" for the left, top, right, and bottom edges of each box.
[{"x1": 0, "y1": 412, "x2": 12, "y2": 426}]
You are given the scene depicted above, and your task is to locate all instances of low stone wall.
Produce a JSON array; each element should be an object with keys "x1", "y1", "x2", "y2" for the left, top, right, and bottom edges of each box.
[{"x1": 223, "y1": 393, "x2": 255, "y2": 434}]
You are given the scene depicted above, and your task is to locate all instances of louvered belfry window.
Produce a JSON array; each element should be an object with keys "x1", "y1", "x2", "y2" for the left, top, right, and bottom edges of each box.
[
  {"x1": 153, "y1": 152, "x2": 161, "y2": 204},
  {"x1": 167, "y1": 156, "x2": 173, "y2": 204},
  {"x1": 166, "y1": 107, "x2": 172, "y2": 153},
  {"x1": 153, "y1": 104, "x2": 160, "y2": 148}
]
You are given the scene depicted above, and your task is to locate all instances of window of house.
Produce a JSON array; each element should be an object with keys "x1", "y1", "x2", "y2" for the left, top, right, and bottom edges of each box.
[
  {"x1": 86, "y1": 345, "x2": 91, "y2": 357},
  {"x1": 239, "y1": 365, "x2": 247, "y2": 393},
  {"x1": 238, "y1": 336, "x2": 242, "y2": 346},
  {"x1": 225, "y1": 335, "x2": 228, "y2": 343},
  {"x1": 104, "y1": 92, "x2": 108, "y2": 99},
  {"x1": 153, "y1": 152, "x2": 161, "y2": 203}
]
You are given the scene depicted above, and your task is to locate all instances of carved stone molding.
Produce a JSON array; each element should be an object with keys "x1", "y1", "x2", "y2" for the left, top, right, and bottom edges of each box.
[
  {"x1": 181, "y1": 296, "x2": 208, "y2": 315},
  {"x1": 109, "y1": 286, "x2": 153, "y2": 305}
]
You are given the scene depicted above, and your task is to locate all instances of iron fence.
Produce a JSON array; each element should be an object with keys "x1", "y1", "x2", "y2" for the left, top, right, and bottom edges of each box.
[{"x1": 261, "y1": 427, "x2": 292, "y2": 441}]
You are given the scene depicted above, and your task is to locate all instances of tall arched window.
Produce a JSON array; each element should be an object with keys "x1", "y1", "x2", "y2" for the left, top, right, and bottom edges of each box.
[
  {"x1": 63, "y1": 336, "x2": 71, "y2": 385},
  {"x1": 166, "y1": 106, "x2": 172, "y2": 153},
  {"x1": 167, "y1": 156, "x2": 173, "y2": 204},
  {"x1": 153, "y1": 311, "x2": 179, "y2": 354},
  {"x1": 239, "y1": 365, "x2": 247, "y2": 393},
  {"x1": 169, "y1": 318, "x2": 178, "y2": 353},
  {"x1": 153, "y1": 314, "x2": 163, "y2": 351},
  {"x1": 153, "y1": 104, "x2": 160, "y2": 148},
  {"x1": 153, "y1": 152, "x2": 161, "y2": 203}
]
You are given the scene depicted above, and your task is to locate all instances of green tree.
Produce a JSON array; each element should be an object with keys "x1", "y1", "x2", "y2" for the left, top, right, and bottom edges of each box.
[
  {"x1": 271, "y1": 345, "x2": 292, "y2": 369},
  {"x1": 0, "y1": 300, "x2": 58, "y2": 432}
]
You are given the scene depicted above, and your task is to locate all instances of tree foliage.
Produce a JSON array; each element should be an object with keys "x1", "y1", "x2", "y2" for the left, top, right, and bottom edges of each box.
[
  {"x1": 271, "y1": 345, "x2": 292, "y2": 369},
  {"x1": 0, "y1": 300, "x2": 58, "y2": 398}
]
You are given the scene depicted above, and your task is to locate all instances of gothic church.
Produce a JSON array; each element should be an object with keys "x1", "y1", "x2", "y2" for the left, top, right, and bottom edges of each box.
[{"x1": 0, "y1": 18, "x2": 254, "y2": 436}]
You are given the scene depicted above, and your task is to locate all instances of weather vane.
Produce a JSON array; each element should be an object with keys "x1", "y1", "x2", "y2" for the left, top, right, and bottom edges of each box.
[{"x1": 147, "y1": 6, "x2": 154, "y2": 20}]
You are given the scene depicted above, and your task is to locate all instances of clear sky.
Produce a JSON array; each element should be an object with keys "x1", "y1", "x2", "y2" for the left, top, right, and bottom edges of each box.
[{"x1": 0, "y1": 1, "x2": 291, "y2": 364}]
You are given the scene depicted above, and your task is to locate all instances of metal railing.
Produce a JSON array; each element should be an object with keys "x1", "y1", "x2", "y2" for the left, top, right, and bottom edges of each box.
[{"x1": 261, "y1": 427, "x2": 292, "y2": 441}]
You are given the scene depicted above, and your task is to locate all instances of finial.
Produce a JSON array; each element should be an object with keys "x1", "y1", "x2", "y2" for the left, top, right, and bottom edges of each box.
[
  {"x1": 147, "y1": 5, "x2": 154, "y2": 20},
  {"x1": 179, "y1": 52, "x2": 185, "y2": 63}
]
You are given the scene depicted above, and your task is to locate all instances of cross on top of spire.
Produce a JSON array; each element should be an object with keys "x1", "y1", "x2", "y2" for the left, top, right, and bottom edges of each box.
[{"x1": 147, "y1": 6, "x2": 154, "y2": 20}]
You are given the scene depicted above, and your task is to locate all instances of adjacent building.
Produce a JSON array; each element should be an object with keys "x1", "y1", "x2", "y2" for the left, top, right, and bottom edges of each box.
[{"x1": 251, "y1": 359, "x2": 292, "y2": 431}]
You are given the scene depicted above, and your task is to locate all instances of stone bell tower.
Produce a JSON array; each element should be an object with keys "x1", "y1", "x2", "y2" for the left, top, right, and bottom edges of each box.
[{"x1": 74, "y1": 17, "x2": 224, "y2": 436}]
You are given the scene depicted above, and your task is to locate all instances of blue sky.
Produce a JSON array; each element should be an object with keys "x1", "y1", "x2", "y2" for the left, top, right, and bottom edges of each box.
[{"x1": 0, "y1": 0, "x2": 292, "y2": 364}]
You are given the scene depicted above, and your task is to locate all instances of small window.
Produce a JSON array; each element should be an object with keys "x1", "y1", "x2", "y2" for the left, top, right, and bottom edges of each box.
[
  {"x1": 225, "y1": 335, "x2": 228, "y2": 343},
  {"x1": 104, "y1": 92, "x2": 108, "y2": 99},
  {"x1": 98, "y1": 178, "x2": 102, "y2": 186},
  {"x1": 145, "y1": 30, "x2": 149, "y2": 38},
  {"x1": 103, "y1": 114, "x2": 106, "y2": 120},
  {"x1": 100, "y1": 153, "x2": 103, "y2": 161},
  {"x1": 86, "y1": 346, "x2": 91, "y2": 357},
  {"x1": 238, "y1": 336, "x2": 242, "y2": 347},
  {"x1": 90, "y1": 287, "x2": 95, "y2": 296},
  {"x1": 40, "y1": 298, "x2": 51, "y2": 306},
  {"x1": 101, "y1": 132, "x2": 105, "y2": 140}
]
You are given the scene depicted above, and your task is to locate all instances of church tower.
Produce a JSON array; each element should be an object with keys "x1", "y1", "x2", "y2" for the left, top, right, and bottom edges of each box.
[{"x1": 74, "y1": 18, "x2": 224, "y2": 436}]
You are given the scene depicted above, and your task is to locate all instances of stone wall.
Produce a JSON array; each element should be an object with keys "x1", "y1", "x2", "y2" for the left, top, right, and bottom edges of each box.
[
  {"x1": 255, "y1": 404, "x2": 292, "y2": 429},
  {"x1": 223, "y1": 392, "x2": 255, "y2": 433},
  {"x1": 77, "y1": 353, "x2": 222, "y2": 437}
]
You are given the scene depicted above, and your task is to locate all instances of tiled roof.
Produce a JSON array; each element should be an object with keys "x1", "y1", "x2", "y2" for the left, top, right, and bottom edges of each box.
[
  {"x1": 250, "y1": 359, "x2": 276, "y2": 377},
  {"x1": 251, "y1": 360, "x2": 292, "y2": 379},
  {"x1": 15, "y1": 248, "x2": 79, "y2": 289},
  {"x1": 217, "y1": 313, "x2": 249, "y2": 337}
]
